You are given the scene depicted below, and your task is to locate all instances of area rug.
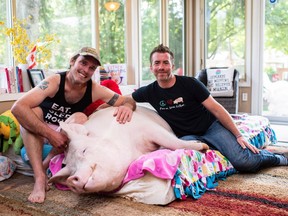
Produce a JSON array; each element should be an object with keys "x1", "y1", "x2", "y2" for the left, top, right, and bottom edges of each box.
[
  {"x1": 168, "y1": 166, "x2": 288, "y2": 216},
  {"x1": 0, "y1": 166, "x2": 287, "y2": 216}
]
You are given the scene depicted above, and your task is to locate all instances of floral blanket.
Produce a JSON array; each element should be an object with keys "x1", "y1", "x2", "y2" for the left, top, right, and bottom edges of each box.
[
  {"x1": 232, "y1": 114, "x2": 277, "y2": 148},
  {"x1": 122, "y1": 149, "x2": 236, "y2": 201}
]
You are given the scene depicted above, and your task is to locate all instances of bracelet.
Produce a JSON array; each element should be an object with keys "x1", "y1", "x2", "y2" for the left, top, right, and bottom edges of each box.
[{"x1": 236, "y1": 134, "x2": 243, "y2": 139}]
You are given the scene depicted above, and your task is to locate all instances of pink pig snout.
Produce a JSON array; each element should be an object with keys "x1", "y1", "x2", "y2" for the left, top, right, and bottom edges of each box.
[
  {"x1": 66, "y1": 164, "x2": 97, "y2": 193},
  {"x1": 67, "y1": 175, "x2": 87, "y2": 193}
]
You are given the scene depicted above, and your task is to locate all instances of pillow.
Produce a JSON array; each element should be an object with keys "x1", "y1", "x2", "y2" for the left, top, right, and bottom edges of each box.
[
  {"x1": 206, "y1": 68, "x2": 234, "y2": 97},
  {"x1": 83, "y1": 80, "x2": 122, "y2": 116},
  {"x1": 114, "y1": 172, "x2": 175, "y2": 205}
]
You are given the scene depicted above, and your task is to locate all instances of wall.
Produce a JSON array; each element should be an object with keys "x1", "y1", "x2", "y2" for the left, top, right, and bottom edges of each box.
[
  {"x1": 238, "y1": 87, "x2": 251, "y2": 113},
  {"x1": 0, "y1": 93, "x2": 25, "y2": 114},
  {"x1": 0, "y1": 101, "x2": 15, "y2": 114}
]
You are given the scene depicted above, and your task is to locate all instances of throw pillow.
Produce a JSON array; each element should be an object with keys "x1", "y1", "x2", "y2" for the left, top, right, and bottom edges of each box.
[{"x1": 206, "y1": 68, "x2": 234, "y2": 97}]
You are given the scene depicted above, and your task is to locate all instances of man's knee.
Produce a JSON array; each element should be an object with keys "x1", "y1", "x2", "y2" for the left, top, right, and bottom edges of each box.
[{"x1": 228, "y1": 152, "x2": 261, "y2": 173}]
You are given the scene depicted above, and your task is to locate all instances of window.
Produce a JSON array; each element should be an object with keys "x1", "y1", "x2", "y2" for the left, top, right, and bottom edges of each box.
[
  {"x1": 15, "y1": 0, "x2": 93, "y2": 70},
  {"x1": 0, "y1": 0, "x2": 9, "y2": 66},
  {"x1": 204, "y1": 0, "x2": 248, "y2": 84},
  {"x1": 99, "y1": 0, "x2": 125, "y2": 64},
  {"x1": 262, "y1": 0, "x2": 288, "y2": 120},
  {"x1": 1, "y1": 0, "x2": 185, "y2": 90},
  {"x1": 140, "y1": 0, "x2": 185, "y2": 86},
  {"x1": 168, "y1": 0, "x2": 184, "y2": 76},
  {"x1": 140, "y1": 0, "x2": 161, "y2": 85}
]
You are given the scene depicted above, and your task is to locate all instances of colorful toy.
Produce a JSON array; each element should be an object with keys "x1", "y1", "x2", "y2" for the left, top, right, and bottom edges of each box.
[{"x1": 0, "y1": 110, "x2": 23, "y2": 154}]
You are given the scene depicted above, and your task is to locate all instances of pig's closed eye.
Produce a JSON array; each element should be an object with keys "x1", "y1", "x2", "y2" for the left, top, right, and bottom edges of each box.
[{"x1": 82, "y1": 148, "x2": 87, "y2": 154}]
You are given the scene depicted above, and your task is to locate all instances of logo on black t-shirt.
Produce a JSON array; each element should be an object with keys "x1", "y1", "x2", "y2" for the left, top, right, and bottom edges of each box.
[
  {"x1": 44, "y1": 103, "x2": 72, "y2": 124},
  {"x1": 159, "y1": 97, "x2": 184, "y2": 110}
]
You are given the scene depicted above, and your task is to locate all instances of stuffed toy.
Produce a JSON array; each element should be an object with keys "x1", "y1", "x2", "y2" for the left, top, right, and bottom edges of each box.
[
  {"x1": 0, "y1": 155, "x2": 16, "y2": 181},
  {"x1": 83, "y1": 79, "x2": 122, "y2": 116},
  {"x1": 0, "y1": 110, "x2": 23, "y2": 155}
]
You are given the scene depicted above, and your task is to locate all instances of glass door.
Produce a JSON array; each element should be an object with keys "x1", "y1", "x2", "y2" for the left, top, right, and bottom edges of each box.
[{"x1": 263, "y1": 0, "x2": 288, "y2": 122}]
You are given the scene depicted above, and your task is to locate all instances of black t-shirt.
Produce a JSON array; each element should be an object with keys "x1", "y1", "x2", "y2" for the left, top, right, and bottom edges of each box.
[
  {"x1": 40, "y1": 72, "x2": 92, "y2": 125},
  {"x1": 132, "y1": 75, "x2": 216, "y2": 137}
]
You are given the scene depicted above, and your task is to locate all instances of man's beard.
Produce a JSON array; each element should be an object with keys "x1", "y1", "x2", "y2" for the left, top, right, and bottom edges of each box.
[{"x1": 157, "y1": 73, "x2": 171, "y2": 81}]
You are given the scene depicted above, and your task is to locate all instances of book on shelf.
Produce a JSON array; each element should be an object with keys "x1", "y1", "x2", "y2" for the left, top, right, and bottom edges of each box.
[
  {"x1": 8, "y1": 67, "x2": 17, "y2": 93},
  {"x1": 0, "y1": 67, "x2": 8, "y2": 94},
  {"x1": 15, "y1": 66, "x2": 24, "y2": 92},
  {"x1": 0, "y1": 66, "x2": 25, "y2": 94},
  {"x1": 4, "y1": 67, "x2": 12, "y2": 93}
]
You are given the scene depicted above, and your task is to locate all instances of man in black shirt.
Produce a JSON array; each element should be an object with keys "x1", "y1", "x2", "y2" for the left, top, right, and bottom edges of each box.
[{"x1": 131, "y1": 44, "x2": 287, "y2": 177}]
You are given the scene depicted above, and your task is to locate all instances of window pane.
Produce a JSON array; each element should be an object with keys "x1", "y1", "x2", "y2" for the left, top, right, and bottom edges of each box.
[
  {"x1": 0, "y1": 0, "x2": 9, "y2": 66},
  {"x1": 141, "y1": 0, "x2": 160, "y2": 85},
  {"x1": 263, "y1": 0, "x2": 288, "y2": 119},
  {"x1": 16, "y1": 0, "x2": 92, "y2": 70},
  {"x1": 205, "y1": 0, "x2": 246, "y2": 79},
  {"x1": 169, "y1": 0, "x2": 184, "y2": 76},
  {"x1": 99, "y1": 0, "x2": 125, "y2": 64}
]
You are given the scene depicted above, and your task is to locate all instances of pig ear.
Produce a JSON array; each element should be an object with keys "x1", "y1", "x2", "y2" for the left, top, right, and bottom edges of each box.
[
  {"x1": 59, "y1": 122, "x2": 89, "y2": 137},
  {"x1": 48, "y1": 166, "x2": 70, "y2": 184}
]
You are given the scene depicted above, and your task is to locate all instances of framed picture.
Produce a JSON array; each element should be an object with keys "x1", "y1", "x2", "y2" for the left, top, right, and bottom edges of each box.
[{"x1": 27, "y1": 69, "x2": 45, "y2": 88}]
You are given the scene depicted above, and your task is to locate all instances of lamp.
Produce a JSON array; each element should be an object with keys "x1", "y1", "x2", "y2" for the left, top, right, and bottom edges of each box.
[{"x1": 104, "y1": 1, "x2": 120, "y2": 12}]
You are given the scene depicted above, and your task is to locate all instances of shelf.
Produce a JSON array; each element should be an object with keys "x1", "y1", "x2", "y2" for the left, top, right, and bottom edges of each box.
[{"x1": 0, "y1": 92, "x2": 26, "y2": 102}]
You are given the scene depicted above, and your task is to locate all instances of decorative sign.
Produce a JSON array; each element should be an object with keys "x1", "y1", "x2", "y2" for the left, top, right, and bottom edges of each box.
[
  {"x1": 206, "y1": 68, "x2": 235, "y2": 97},
  {"x1": 103, "y1": 64, "x2": 127, "y2": 85}
]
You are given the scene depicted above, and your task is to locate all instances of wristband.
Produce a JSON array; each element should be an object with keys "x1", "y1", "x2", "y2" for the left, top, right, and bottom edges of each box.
[{"x1": 236, "y1": 134, "x2": 243, "y2": 139}]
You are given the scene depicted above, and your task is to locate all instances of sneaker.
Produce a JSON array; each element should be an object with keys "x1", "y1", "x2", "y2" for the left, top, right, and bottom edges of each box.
[{"x1": 274, "y1": 154, "x2": 288, "y2": 166}]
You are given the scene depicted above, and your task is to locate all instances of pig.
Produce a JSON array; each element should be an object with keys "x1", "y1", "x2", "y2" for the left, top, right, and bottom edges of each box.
[{"x1": 48, "y1": 106, "x2": 208, "y2": 194}]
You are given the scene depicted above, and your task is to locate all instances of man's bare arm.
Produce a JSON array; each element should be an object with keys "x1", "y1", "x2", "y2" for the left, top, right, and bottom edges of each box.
[
  {"x1": 103, "y1": 92, "x2": 136, "y2": 111},
  {"x1": 118, "y1": 94, "x2": 136, "y2": 111},
  {"x1": 11, "y1": 76, "x2": 59, "y2": 138}
]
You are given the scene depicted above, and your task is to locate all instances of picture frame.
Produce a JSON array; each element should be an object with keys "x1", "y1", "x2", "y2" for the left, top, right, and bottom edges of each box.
[{"x1": 27, "y1": 69, "x2": 45, "y2": 88}]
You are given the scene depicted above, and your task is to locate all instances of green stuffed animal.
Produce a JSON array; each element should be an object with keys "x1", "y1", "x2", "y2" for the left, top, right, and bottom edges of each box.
[{"x1": 0, "y1": 110, "x2": 23, "y2": 155}]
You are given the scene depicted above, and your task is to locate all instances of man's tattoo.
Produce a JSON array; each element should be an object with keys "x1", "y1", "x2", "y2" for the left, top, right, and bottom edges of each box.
[
  {"x1": 107, "y1": 94, "x2": 119, "y2": 106},
  {"x1": 38, "y1": 80, "x2": 49, "y2": 90}
]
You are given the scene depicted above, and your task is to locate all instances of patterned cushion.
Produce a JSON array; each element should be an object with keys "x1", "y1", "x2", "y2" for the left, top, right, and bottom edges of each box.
[{"x1": 206, "y1": 68, "x2": 235, "y2": 97}]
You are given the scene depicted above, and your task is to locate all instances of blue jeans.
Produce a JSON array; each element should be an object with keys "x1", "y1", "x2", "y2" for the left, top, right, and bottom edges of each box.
[{"x1": 180, "y1": 120, "x2": 280, "y2": 172}]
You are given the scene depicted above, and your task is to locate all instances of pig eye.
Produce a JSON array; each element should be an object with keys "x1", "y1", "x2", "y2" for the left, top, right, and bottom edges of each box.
[{"x1": 82, "y1": 148, "x2": 86, "y2": 154}]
